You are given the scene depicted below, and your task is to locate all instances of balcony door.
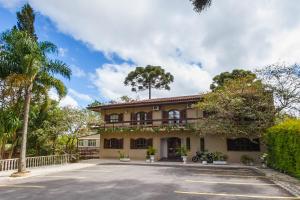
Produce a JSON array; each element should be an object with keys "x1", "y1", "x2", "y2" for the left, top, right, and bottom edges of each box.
[
  {"x1": 136, "y1": 112, "x2": 147, "y2": 125},
  {"x1": 167, "y1": 137, "x2": 181, "y2": 160},
  {"x1": 168, "y1": 110, "x2": 180, "y2": 124}
]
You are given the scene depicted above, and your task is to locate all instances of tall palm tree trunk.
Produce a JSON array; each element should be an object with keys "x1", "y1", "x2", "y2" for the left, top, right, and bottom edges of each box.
[{"x1": 18, "y1": 83, "x2": 33, "y2": 173}]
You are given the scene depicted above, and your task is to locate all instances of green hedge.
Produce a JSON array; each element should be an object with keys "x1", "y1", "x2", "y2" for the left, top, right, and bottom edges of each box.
[{"x1": 266, "y1": 119, "x2": 300, "y2": 178}]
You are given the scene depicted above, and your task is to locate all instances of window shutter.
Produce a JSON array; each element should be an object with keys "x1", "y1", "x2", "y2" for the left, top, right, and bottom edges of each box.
[
  {"x1": 147, "y1": 111, "x2": 152, "y2": 124},
  {"x1": 118, "y1": 113, "x2": 123, "y2": 122},
  {"x1": 180, "y1": 109, "x2": 187, "y2": 123},
  {"x1": 104, "y1": 139, "x2": 109, "y2": 148},
  {"x1": 104, "y1": 115, "x2": 110, "y2": 123},
  {"x1": 162, "y1": 111, "x2": 169, "y2": 124},
  {"x1": 131, "y1": 113, "x2": 137, "y2": 125},
  {"x1": 119, "y1": 139, "x2": 124, "y2": 149},
  {"x1": 130, "y1": 139, "x2": 135, "y2": 149},
  {"x1": 147, "y1": 138, "x2": 153, "y2": 147}
]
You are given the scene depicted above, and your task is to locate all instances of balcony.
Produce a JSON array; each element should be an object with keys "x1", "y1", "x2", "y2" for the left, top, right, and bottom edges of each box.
[{"x1": 93, "y1": 117, "x2": 202, "y2": 132}]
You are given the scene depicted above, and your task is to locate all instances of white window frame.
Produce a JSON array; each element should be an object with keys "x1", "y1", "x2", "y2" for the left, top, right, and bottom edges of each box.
[{"x1": 110, "y1": 114, "x2": 119, "y2": 123}]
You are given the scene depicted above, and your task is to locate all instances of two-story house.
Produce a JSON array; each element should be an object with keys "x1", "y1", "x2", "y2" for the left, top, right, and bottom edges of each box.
[{"x1": 88, "y1": 95, "x2": 263, "y2": 163}]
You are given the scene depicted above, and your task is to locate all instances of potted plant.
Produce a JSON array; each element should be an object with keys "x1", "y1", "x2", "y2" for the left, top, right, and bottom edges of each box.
[
  {"x1": 212, "y1": 152, "x2": 228, "y2": 165},
  {"x1": 241, "y1": 155, "x2": 254, "y2": 166},
  {"x1": 176, "y1": 146, "x2": 188, "y2": 164},
  {"x1": 200, "y1": 151, "x2": 208, "y2": 164},
  {"x1": 147, "y1": 146, "x2": 156, "y2": 163},
  {"x1": 118, "y1": 151, "x2": 130, "y2": 162},
  {"x1": 145, "y1": 151, "x2": 151, "y2": 163},
  {"x1": 260, "y1": 153, "x2": 268, "y2": 168}
]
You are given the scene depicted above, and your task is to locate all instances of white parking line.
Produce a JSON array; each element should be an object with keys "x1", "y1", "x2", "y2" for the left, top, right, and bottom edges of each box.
[
  {"x1": 193, "y1": 173, "x2": 266, "y2": 178},
  {"x1": 185, "y1": 180, "x2": 276, "y2": 185},
  {"x1": 69, "y1": 170, "x2": 112, "y2": 172},
  {"x1": 191, "y1": 168, "x2": 252, "y2": 172},
  {"x1": 36, "y1": 175, "x2": 86, "y2": 179},
  {"x1": 0, "y1": 184, "x2": 45, "y2": 188},
  {"x1": 175, "y1": 191, "x2": 300, "y2": 199}
]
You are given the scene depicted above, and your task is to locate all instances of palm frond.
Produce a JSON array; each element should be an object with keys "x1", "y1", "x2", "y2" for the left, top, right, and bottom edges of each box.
[
  {"x1": 39, "y1": 41, "x2": 57, "y2": 54},
  {"x1": 43, "y1": 59, "x2": 71, "y2": 80},
  {"x1": 37, "y1": 73, "x2": 67, "y2": 98}
]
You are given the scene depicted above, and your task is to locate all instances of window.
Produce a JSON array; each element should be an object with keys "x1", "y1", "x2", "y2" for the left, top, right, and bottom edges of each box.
[
  {"x1": 200, "y1": 138, "x2": 205, "y2": 152},
  {"x1": 104, "y1": 138, "x2": 123, "y2": 149},
  {"x1": 78, "y1": 140, "x2": 84, "y2": 147},
  {"x1": 186, "y1": 137, "x2": 191, "y2": 150},
  {"x1": 88, "y1": 140, "x2": 96, "y2": 147},
  {"x1": 227, "y1": 138, "x2": 260, "y2": 151},
  {"x1": 168, "y1": 110, "x2": 180, "y2": 124},
  {"x1": 110, "y1": 114, "x2": 119, "y2": 123},
  {"x1": 130, "y1": 138, "x2": 153, "y2": 149},
  {"x1": 136, "y1": 112, "x2": 147, "y2": 125}
]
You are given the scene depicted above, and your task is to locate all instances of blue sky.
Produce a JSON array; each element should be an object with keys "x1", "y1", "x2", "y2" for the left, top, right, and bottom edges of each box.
[
  {"x1": 0, "y1": 4, "x2": 130, "y2": 107},
  {"x1": 1, "y1": 0, "x2": 300, "y2": 108}
]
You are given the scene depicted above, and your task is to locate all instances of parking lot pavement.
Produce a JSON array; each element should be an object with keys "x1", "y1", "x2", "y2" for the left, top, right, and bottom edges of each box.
[{"x1": 0, "y1": 164, "x2": 299, "y2": 200}]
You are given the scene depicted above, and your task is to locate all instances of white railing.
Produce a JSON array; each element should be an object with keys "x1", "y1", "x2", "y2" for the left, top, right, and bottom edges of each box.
[{"x1": 0, "y1": 154, "x2": 76, "y2": 172}]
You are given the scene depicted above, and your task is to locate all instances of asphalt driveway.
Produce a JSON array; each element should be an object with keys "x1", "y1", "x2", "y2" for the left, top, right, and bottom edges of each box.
[{"x1": 0, "y1": 163, "x2": 298, "y2": 200}]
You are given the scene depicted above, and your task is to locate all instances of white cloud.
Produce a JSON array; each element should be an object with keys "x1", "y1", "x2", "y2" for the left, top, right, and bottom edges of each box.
[
  {"x1": 91, "y1": 62, "x2": 211, "y2": 100},
  {"x1": 59, "y1": 95, "x2": 79, "y2": 108},
  {"x1": 49, "y1": 88, "x2": 79, "y2": 108},
  {"x1": 58, "y1": 47, "x2": 68, "y2": 57},
  {"x1": 29, "y1": 0, "x2": 300, "y2": 99},
  {"x1": 71, "y1": 65, "x2": 86, "y2": 78},
  {"x1": 69, "y1": 88, "x2": 92, "y2": 101}
]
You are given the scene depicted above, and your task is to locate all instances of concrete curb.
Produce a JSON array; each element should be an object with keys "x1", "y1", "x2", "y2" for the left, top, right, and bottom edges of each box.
[{"x1": 252, "y1": 167, "x2": 300, "y2": 197}]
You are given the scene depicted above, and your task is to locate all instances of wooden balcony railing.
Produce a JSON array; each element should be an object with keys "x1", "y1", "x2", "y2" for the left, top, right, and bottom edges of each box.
[{"x1": 93, "y1": 117, "x2": 202, "y2": 129}]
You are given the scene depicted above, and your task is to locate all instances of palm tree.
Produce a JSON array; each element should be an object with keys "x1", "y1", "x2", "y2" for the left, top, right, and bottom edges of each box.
[{"x1": 0, "y1": 29, "x2": 71, "y2": 174}]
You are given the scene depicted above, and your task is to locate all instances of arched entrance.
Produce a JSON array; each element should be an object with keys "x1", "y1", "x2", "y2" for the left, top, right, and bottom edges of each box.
[{"x1": 167, "y1": 137, "x2": 181, "y2": 160}]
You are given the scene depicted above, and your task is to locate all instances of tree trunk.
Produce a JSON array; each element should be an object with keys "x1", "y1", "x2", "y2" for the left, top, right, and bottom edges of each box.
[
  {"x1": 18, "y1": 83, "x2": 33, "y2": 173},
  {"x1": 148, "y1": 82, "x2": 151, "y2": 99}
]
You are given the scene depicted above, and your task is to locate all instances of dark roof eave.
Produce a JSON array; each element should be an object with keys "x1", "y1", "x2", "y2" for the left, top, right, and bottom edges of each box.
[{"x1": 87, "y1": 95, "x2": 202, "y2": 111}]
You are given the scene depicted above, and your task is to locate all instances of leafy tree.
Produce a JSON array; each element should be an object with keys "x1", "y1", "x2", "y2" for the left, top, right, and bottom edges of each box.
[
  {"x1": 190, "y1": 0, "x2": 212, "y2": 13},
  {"x1": 124, "y1": 65, "x2": 174, "y2": 99},
  {"x1": 198, "y1": 75, "x2": 275, "y2": 137},
  {"x1": 119, "y1": 95, "x2": 134, "y2": 103},
  {"x1": 257, "y1": 63, "x2": 300, "y2": 116},
  {"x1": 87, "y1": 100, "x2": 102, "y2": 107},
  {"x1": 58, "y1": 108, "x2": 101, "y2": 154},
  {"x1": 210, "y1": 69, "x2": 256, "y2": 91},
  {"x1": 16, "y1": 3, "x2": 37, "y2": 41},
  {"x1": 0, "y1": 29, "x2": 71, "y2": 173}
]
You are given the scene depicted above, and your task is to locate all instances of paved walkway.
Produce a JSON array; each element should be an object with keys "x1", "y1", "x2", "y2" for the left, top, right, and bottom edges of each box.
[
  {"x1": 0, "y1": 161, "x2": 298, "y2": 200},
  {"x1": 0, "y1": 162, "x2": 97, "y2": 184},
  {"x1": 1, "y1": 159, "x2": 299, "y2": 197}
]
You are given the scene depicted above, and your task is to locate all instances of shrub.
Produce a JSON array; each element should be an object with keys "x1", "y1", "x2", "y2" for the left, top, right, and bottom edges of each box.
[
  {"x1": 176, "y1": 147, "x2": 188, "y2": 156},
  {"x1": 212, "y1": 151, "x2": 228, "y2": 161},
  {"x1": 265, "y1": 119, "x2": 300, "y2": 179},
  {"x1": 240, "y1": 155, "x2": 254, "y2": 165},
  {"x1": 147, "y1": 146, "x2": 156, "y2": 155}
]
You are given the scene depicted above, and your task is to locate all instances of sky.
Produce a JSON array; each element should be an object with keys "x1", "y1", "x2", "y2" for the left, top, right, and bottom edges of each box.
[{"x1": 1, "y1": 0, "x2": 300, "y2": 108}]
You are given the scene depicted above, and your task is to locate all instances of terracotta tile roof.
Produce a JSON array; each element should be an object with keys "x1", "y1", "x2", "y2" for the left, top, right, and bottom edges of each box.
[{"x1": 88, "y1": 94, "x2": 202, "y2": 110}]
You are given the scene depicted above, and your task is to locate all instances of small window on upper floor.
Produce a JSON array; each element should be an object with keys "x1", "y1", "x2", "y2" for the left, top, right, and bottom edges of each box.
[
  {"x1": 78, "y1": 140, "x2": 84, "y2": 146},
  {"x1": 88, "y1": 139, "x2": 96, "y2": 147}
]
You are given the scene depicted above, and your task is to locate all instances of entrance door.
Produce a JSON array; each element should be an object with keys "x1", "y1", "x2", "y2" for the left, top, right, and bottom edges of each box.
[{"x1": 167, "y1": 137, "x2": 181, "y2": 160}]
